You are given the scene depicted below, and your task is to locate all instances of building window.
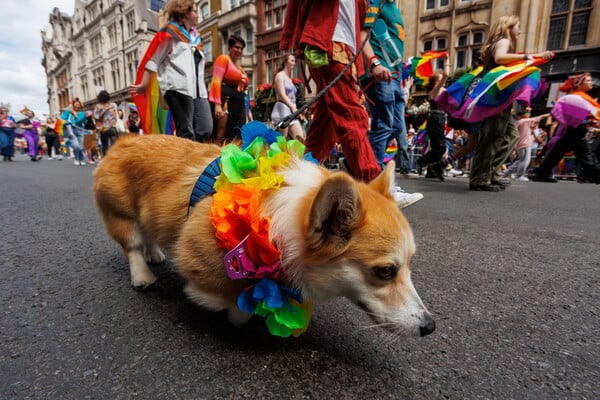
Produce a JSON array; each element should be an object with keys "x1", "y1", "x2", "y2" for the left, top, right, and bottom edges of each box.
[
  {"x1": 426, "y1": 0, "x2": 450, "y2": 9},
  {"x1": 126, "y1": 11, "x2": 136, "y2": 38},
  {"x1": 92, "y1": 67, "x2": 105, "y2": 92},
  {"x1": 111, "y1": 59, "x2": 121, "y2": 91},
  {"x1": 200, "y1": 2, "x2": 209, "y2": 20},
  {"x1": 90, "y1": 34, "x2": 102, "y2": 57},
  {"x1": 455, "y1": 30, "x2": 484, "y2": 69},
  {"x1": 203, "y1": 38, "x2": 212, "y2": 62},
  {"x1": 547, "y1": 0, "x2": 591, "y2": 50},
  {"x1": 77, "y1": 46, "x2": 85, "y2": 68},
  {"x1": 246, "y1": 71, "x2": 254, "y2": 100},
  {"x1": 150, "y1": 0, "x2": 166, "y2": 12},
  {"x1": 245, "y1": 28, "x2": 254, "y2": 54},
  {"x1": 108, "y1": 23, "x2": 118, "y2": 49},
  {"x1": 80, "y1": 75, "x2": 89, "y2": 101},
  {"x1": 265, "y1": 0, "x2": 285, "y2": 30},
  {"x1": 126, "y1": 51, "x2": 138, "y2": 86},
  {"x1": 264, "y1": 47, "x2": 284, "y2": 87}
]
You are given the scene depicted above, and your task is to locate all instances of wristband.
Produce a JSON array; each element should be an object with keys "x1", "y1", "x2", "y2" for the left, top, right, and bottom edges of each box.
[
  {"x1": 368, "y1": 55, "x2": 379, "y2": 64},
  {"x1": 370, "y1": 58, "x2": 382, "y2": 72}
]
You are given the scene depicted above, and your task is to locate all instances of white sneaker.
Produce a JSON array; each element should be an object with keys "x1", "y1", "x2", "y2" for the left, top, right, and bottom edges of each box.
[
  {"x1": 74, "y1": 160, "x2": 80, "y2": 166},
  {"x1": 392, "y1": 186, "x2": 424, "y2": 209},
  {"x1": 449, "y1": 168, "x2": 464, "y2": 177},
  {"x1": 401, "y1": 172, "x2": 421, "y2": 180},
  {"x1": 48, "y1": 157, "x2": 54, "y2": 160},
  {"x1": 517, "y1": 176, "x2": 529, "y2": 182}
]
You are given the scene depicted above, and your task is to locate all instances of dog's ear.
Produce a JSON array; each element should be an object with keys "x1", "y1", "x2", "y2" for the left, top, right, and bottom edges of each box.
[
  {"x1": 307, "y1": 173, "x2": 363, "y2": 253},
  {"x1": 369, "y1": 160, "x2": 395, "y2": 198}
]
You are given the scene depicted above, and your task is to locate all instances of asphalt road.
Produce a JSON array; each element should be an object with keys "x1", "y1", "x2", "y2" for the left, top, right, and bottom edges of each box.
[{"x1": 1, "y1": 154, "x2": 598, "y2": 400}]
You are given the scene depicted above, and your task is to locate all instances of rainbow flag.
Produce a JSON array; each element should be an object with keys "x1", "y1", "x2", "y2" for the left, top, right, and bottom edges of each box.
[
  {"x1": 20, "y1": 106, "x2": 31, "y2": 115},
  {"x1": 436, "y1": 56, "x2": 550, "y2": 123},
  {"x1": 383, "y1": 143, "x2": 398, "y2": 164},
  {"x1": 551, "y1": 91, "x2": 600, "y2": 128},
  {"x1": 133, "y1": 24, "x2": 189, "y2": 135},
  {"x1": 406, "y1": 51, "x2": 448, "y2": 86},
  {"x1": 53, "y1": 118, "x2": 66, "y2": 136}
]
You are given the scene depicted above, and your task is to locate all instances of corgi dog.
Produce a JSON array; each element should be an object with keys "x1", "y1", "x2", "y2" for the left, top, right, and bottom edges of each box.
[{"x1": 93, "y1": 134, "x2": 435, "y2": 337}]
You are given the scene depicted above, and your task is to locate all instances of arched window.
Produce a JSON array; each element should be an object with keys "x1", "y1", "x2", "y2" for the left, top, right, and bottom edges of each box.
[{"x1": 455, "y1": 30, "x2": 485, "y2": 68}]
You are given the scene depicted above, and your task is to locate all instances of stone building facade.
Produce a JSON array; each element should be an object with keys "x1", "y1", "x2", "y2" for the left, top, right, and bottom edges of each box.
[{"x1": 42, "y1": 0, "x2": 163, "y2": 115}]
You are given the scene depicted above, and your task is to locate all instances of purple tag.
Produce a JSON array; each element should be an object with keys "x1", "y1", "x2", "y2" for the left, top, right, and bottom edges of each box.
[{"x1": 223, "y1": 236, "x2": 256, "y2": 280}]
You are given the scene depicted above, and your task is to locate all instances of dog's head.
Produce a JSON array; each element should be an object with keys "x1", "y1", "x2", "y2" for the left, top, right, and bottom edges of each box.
[{"x1": 271, "y1": 161, "x2": 434, "y2": 337}]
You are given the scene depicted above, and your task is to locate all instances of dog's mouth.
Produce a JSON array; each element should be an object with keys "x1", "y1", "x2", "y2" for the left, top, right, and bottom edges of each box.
[{"x1": 355, "y1": 300, "x2": 435, "y2": 337}]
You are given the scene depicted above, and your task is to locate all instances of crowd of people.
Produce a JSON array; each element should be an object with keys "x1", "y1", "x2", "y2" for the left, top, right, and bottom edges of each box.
[
  {"x1": 0, "y1": 92, "x2": 142, "y2": 165},
  {"x1": 4, "y1": 0, "x2": 599, "y2": 198}
]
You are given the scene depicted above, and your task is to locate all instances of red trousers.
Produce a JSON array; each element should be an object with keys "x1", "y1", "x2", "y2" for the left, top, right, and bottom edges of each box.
[{"x1": 305, "y1": 62, "x2": 381, "y2": 182}]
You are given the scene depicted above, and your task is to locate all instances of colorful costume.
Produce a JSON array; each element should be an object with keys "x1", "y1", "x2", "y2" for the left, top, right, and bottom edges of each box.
[
  {"x1": 208, "y1": 55, "x2": 250, "y2": 141},
  {"x1": 134, "y1": 22, "x2": 211, "y2": 140},
  {"x1": 534, "y1": 91, "x2": 600, "y2": 182}
]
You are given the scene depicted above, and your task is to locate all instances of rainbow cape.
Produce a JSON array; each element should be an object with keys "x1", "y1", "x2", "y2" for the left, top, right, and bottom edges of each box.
[
  {"x1": 404, "y1": 51, "x2": 448, "y2": 86},
  {"x1": 436, "y1": 56, "x2": 550, "y2": 123},
  {"x1": 132, "y1": 22, "x2": 200, "y2": 134}
]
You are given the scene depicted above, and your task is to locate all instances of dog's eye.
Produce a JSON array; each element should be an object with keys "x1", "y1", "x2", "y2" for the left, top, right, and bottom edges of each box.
[{"x1": 373, "y1": 265, "x2": 398, "y2": 281}]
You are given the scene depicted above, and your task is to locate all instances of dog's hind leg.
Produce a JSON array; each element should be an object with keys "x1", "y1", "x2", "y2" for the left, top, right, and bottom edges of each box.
[
  {"x1": 103, "y1": 214, "x2": 157, "y2": 289},
  {"x1": 145, "y1": 243, "x2": 166, "y2": 264}
]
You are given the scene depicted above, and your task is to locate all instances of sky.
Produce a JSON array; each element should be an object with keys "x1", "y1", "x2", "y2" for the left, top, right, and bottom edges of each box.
[{"x1": 0, "y1": 1, "x2": 75, "y2": 119}]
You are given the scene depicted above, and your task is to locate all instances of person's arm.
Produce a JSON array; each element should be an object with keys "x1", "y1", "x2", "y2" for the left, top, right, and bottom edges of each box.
[
  {"x1": 209, "y1": 55, "x2": 230, "y2": 118},
  {"x1": 128, "y1": 36, "x2": 172, "y2": 95},
  {"x1": 494, "y1": 38, "x2": 554, "y2": 64},
  {"x1": 360, "y1": 29, "x2": 391, "y2": 82}
]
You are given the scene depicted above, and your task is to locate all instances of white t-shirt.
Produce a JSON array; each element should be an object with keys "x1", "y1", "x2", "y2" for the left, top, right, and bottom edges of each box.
[{"x1": 332, "y1": 0, "x2": 356, "y2": 53}]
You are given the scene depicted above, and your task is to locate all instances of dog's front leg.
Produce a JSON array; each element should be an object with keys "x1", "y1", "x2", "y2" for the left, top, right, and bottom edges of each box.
[
  {"x1": 227, "y1": 307, "x2": 252, "y2": 327},
  {"x1": 128, "y1": 250, "x2": 157, "y2": 289}
]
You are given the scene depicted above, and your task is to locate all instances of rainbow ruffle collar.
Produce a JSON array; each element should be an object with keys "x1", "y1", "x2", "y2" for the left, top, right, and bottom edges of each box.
[{"x1": 210, "y1": 122, "x2": 317, "y2": 337}]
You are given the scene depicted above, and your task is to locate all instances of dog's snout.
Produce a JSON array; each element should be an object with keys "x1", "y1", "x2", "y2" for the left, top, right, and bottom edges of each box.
[{"x1": 419, "y1": 314, "x2": 435, "y2": 336}]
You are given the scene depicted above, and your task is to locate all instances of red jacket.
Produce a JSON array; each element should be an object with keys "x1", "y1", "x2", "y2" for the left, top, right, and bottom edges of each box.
[{"x1": 281, "y1": 0, "x2": 366, "y2": 76}]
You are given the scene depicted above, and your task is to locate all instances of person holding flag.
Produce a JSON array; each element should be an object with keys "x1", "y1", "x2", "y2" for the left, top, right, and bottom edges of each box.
[
  {"x1": 60, "y1": 98, "x2": 87, "y2": 166},
  {"x1": 128, "y1": 0, "x2": 212, "y2": 141},
  {"x1": 530, "y1": 73, "x2": 600, "y2": 183},
  {"x1": 438, "y1": 15, "x2": 554, "y2": 191}
]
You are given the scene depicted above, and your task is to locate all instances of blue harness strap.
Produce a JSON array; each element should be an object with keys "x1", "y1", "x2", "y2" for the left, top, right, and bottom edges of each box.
[{"x1": 188, "y1": 157, "x2": 221, "y2": 211}]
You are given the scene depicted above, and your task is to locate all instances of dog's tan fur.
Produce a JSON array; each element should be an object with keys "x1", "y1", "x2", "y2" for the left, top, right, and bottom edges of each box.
[{"x1": 93, "y1": 135, "x2": 434, "y2": 336}]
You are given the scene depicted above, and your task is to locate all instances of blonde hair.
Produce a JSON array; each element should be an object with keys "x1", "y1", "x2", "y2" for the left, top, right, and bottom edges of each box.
[
  {"x1": 479, "y1": 15, "x2": 520, "y2": 64},
  {"x1": 164, "y1": 0, "x2": 195, "y2": 24}
]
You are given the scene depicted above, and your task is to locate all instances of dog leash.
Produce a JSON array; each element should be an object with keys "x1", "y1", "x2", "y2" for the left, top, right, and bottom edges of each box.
[{"x1": 275, "y1": 0, "x2": 386, "y2": 131}]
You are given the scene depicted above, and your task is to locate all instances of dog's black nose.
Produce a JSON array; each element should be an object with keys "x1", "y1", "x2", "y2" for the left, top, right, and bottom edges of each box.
[{"x1": 419, "y1": 314, "x2": 435, "y2": 336}]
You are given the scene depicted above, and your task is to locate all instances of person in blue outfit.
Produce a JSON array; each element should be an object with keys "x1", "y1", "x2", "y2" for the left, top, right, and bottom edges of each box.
[
  {"x1": 0, "y1": 105, "x2": 16, "y2": 161},
  {"x1": 360, "y1": 0, "x2": 423, "y2": 207},
  {"x1": 61, "y1": 98, "x2": 88, "y2": 166}
]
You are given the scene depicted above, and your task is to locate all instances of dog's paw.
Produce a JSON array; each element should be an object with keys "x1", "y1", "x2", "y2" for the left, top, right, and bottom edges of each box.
[
  {"x1": 146, "y1": 246, "x2": 166, "y2": 264},
  {"x1": 131, "y1": 273, "x2": 157, "y2": 291},
  {"x1": 227, "y1": 308, "x2": 252, "y2": 327}
]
